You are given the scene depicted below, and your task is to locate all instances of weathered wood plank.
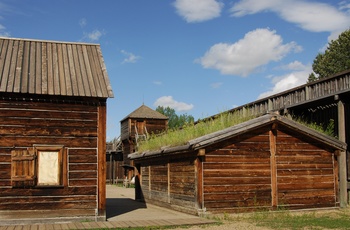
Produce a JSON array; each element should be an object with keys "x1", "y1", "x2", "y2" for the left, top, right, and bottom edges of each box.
[{"x1": 0, "y1": 137, "x2": 97, "y2": 148}]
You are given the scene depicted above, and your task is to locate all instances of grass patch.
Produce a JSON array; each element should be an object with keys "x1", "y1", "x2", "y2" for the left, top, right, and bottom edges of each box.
[
  {"x1": 138, "y1": 111, "x2": 255, "y2": 152},
  {"x1": 250, "y1": 209, "x2": 350, "y2": 230},
  {"x1": 137, "y1": 110, "x2": 337, "y2": 153}
]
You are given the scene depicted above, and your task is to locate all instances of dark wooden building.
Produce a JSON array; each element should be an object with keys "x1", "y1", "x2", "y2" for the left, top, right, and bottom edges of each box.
[
  {"x1": 120, "y1": 104, "x2": 168, "y2": 181},
  {"x1": 0, "y1": 37, "x2": 114, "y2": 223},
  {"x1": 129, "y1": 113, "x2": 346, "y2": 215},
  {"x1": 218, "y1": 69, "x2": 350, "y2": 206}
]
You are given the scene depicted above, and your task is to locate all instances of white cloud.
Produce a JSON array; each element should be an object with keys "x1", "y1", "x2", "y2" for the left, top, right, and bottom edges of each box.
[
  {"x1": 121, "y1": 50, "x2": 141, "y2": 64},
  {"x1": 79, "y1": 18, "x2": 87, "y2": 27},
  {"x1": 173, "y1": 0, "x2": 223, "y2": 23},
  {"x1": 279, "y1": 61, "x2": 307, "y2": 71},
  {"x1": 87, "y1": 29, "x2": 103, "y2": 41},
  {"x1": 231, "y1": 0, "x2": 350, "y2": 40},
  {"x1": 339, "y1": 1, "x2": 350, "y2": 13},
  {"x1": 0, "y1": 24, "x2": 10, "y2": 37},
  {"x1": 210, "y1": 82, "x2": 223, "y2": 89},
  {"x1": 258, "y1": 62, "x2": 312, "y2": 99},
  {"x1": 154, "y1": 96, "x2": 194, "y2": 112},
  {"x1": 197, "y1": 28, "x2": 301, "y2": 76},
  {"x1": 153, "y1": 81, "x2": 162, "y2": 85}
]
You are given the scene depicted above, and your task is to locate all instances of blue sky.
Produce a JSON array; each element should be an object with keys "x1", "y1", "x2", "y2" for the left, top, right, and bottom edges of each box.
[{"x1": 1, "y1": 0, "x2": 350, "y2": 140}]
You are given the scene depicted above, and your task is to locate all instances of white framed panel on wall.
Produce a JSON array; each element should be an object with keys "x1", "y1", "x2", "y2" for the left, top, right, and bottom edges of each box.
[
  {"x1": 37, "y1": 151, "x2": 60, "y2": 185},
  {"x1": 35, "y1": 145, "x2": 64, "y2": 187}
]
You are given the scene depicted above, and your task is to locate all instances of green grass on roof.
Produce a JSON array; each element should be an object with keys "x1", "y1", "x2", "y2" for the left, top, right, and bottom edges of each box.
[
  {"x1": 137, "y1": 111, "x2": 256, "y2": 153},
  {"x1": 137, "y1": 112, "x2": 337, "y2": 153}
]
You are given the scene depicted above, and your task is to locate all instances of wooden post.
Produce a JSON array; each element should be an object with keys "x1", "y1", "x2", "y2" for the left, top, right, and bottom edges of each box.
[
  {"x1": 269, "y1": 125, "x2": 278, "y2": 208},
  {"x1": 97, "y1": 102, "x2": 107, "y2": 219},
  {"x1": 135, "y1": 164, "x2": 143, "y2": 201},
  {"x1": 167, "y1": 162, "x2": 170, "y2": 203},
  {"x1": 195, "y1": 151, "x2": 204, "y2": 213},
  {"x1": 337, "y1": 99, "x2": 347, "y2": 207}
]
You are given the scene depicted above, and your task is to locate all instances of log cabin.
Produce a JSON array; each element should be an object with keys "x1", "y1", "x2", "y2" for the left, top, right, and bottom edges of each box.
[
  {"x1": 119, "y1": 104, "x2": 168, "y2": 182},
  {"x1": 0, "y1": 37, "x2": 114, "y2": 223},
  {"x1": 129, "y1": 113, "x2": 346, "y2": 215}
]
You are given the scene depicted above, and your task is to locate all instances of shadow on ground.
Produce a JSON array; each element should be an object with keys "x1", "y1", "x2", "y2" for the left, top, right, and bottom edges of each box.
[{"x1": 106, "y1": 198, "x2": 147, "y2": 219}]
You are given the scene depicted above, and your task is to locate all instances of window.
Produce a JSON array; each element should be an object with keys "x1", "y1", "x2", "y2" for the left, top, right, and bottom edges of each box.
[{"x1": 11, "y1": 145, "x2": 65, "y2": 188}]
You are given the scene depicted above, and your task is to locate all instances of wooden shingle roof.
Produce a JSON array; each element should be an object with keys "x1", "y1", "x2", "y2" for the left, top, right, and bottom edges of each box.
[
  {"x1": 121, "y1": 104, "x2": 168, "y2": 122},
  {"x1": 0, "y1": 37, "x2": 114, "y2": 98}
]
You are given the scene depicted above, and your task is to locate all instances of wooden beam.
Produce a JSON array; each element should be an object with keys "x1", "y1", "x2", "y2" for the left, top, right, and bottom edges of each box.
[
  {"x1": 135, "y1": 164, "x2": 143, "y2": 201},
  {"x1": 269, "y1": 125, "x2": 278, "y2": 208},
  {"x1": 97, "y1": 102, "x2": 106, "y2": 219},
  {"x1": 337, "y1": 99, "x2": 347, "y2": 207},
  {"x1": 167, "y1": 162, "x2": 170, "y2": 203},
  {"x1": 197, "y1": 149, "x2": 205, "y2": 156},
  {"x1": 195, "y1": 157, "x2": 204, "y2": 212}
]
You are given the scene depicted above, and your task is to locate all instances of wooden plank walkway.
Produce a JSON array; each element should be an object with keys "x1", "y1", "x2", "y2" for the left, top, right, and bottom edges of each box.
[{"x1": 0, "y1": 217, "x2": 216, "y2": 229}]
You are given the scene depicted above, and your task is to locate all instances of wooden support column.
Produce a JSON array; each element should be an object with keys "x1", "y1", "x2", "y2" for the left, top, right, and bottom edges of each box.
[
  {"x1": 97, "y1": 102, "x2": 107, "y2": 219},
  {"x1": 135, "y1": 164, "x2": 143, "y2": 201},
  {"x1": 269, "y1": 124, "x2": 278, "y2": 208},
  {"x1": 195, "y1": 149, "x2": 205, "y2": 213},
  {"x1": 167, "y1": 162, "x2": 170, "y2": 203},
  {"x1": 337, "y1": 99, "x2": 347, "y2": 207}
]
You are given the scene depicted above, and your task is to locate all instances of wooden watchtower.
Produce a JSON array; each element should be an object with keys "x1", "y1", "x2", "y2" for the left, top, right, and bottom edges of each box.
[{"x1": 120, "y1": 104, "x2": 168, "y2": 179}]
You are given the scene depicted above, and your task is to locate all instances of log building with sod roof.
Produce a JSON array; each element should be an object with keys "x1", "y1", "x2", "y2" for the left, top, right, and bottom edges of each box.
[
  {"x1": 0, "y1": 37, "x2": 114, "y2": 223},
  {"x1": 129, "y1": 113, "x2": 346, "y2": 215}
]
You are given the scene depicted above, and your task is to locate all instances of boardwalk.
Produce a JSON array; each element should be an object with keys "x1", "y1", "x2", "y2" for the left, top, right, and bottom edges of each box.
[{"x1": 0, "y1": 185, "x2": 216, "y2": 229}]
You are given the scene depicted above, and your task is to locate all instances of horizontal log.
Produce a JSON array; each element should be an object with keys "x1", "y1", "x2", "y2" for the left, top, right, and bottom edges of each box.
[
  {"x1": 276, "y1": 155, "x2": 332, "y2": 164},
  {"x1": 277, "y1": 163, "x2": 333, "y2": 169},
  {"x1": 0, "y1": 181, "x2": 11, "y2": 186},
  {"x1": 277, "y1": 175, "x2": 334, "y2": 184},
  {"x1": 69, "y1": 155, "x2": 97, "y2": 163},
  {"x1": 204, "y1": 191, "x2": 271, "y2": 202},
  {"x1": 69, "y1": 171, "x2": 97, "y2": 179},
  {"x1": 204, "y1": 177, "x2": 271, "y2": 185},
  {"x1": 204, "y1": 163, "x2": 270, "y2": 170},
  {"x1": 204, "y1": 184, "x2": 271, "y2": 193},
  {"x1": 0, "y1": 187, "x2": 96, "y2": 197},
  {"x1": 280, "y1": 195, "x2": 335, "y2": 205},
  {"x1": 0, "y1": 117, "x2": 97, "y2": 128},
  {"x1": 0, "y1": 126, "x2": 97, "y2": 137},
  {"x1": 69, "y1": 163, "x2": 97, "y2": 171},
  {"x1": 277, "y1": 149, "x2": 331, "y2": 155},
  {"x1": 68, "y1": 179, "x2": 97, "y2": 186},
  {"x1": 0, "y1": 209, "x2": 96, "y2": 219},
  {"x1": 0, "y1": 195, "x2": 96, "y2": 204},
  {"x1": 278, "y1": 189, "x2": 335, "y2": 199},
  {"x1": 205, "y1": 155, "x2": 270, "y2": 163},
  {"x1": 278, "y1": 182, "x2": 334, "y2": 190},
  {"x1": 277, "y1": 168, "x2": 333, "y2": 176},
  {"x1": 205, "y1": 198, "x2": 271, "y2": 209},
  {"x1": 204, "y1": 169, "x2": 271, "y2": 177},
  {"x1": 69, "y1": 149, "x2": 97, "y2": 155},
  {"x1": 0, "y1": 200, "x2": 97, "y2": 210},
  {"x1": 0, "y1": 154, "x2": 10, "y2": 162},
  {"x1": 0, "y1": 136, "x2": 97, "y2": 148},
  {"x1": 0, "y1": 100, "x2": 97, "y2": 112},
  {"x1": 170, "y1": 177, "x2": 195, "y2": 183},
  {"x1": 0, "y1": 108, "x2": 97, "y2": 120}
]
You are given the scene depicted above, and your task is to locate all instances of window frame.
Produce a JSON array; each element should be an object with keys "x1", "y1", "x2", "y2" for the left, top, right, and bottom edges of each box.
[
  {"x1": 11, "y1": 145, "x2": 66, "y2": 188},
  {"x1": 34, "y1": 145, "x2": 65, "y2": 187}
]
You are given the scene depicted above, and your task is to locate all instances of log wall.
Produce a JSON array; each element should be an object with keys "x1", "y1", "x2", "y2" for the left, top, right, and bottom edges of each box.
[
  {"x1": 276, "y1": 128, "x2": 337, "y2": 209},
  {"x1": 0, "y1": 97, "x2": 102, "y2": 219},
  {"x1": 202, "y1": 126, "x2": 338, "y2": 213},
  {"x1": 140, "y1": 157, "x2": 197, "y2": 214},
  {"x1": 203, "y1": 129, "x2": 272, "y2": 213}
]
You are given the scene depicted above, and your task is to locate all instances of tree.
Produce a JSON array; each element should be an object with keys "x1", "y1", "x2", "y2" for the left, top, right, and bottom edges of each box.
[
  {"x1": 309, "y1": 29, "x2": 350, "y2": 81},
  {"x1": 156, "y1": 106, "x2": 194, "y2": 129}
]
